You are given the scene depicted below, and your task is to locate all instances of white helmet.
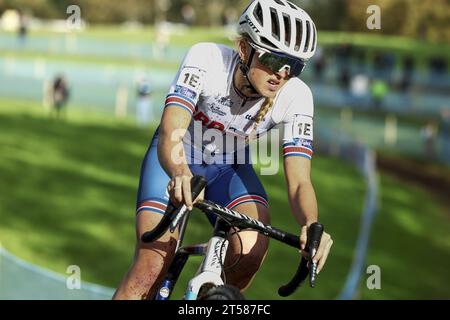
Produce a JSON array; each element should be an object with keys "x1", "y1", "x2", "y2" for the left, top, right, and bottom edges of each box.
[{"x1": 238, "y1": 0, "x2": 317, "y2": 60}]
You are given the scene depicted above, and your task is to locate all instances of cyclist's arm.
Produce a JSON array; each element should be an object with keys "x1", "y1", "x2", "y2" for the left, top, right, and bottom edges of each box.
[
  {"x1": 157, "y1": 107, "x2": 192, "y2": 179},
  {"x1": 280, "y1": 83, "x2": 333, "y2": 271},
  {"x1": 283, "y1": 156, "x2": 318, "y2": 227},
  {"x1": 283, "y1": 149, "x2": 333, "y2": 272},
  {"x1": 156, "y1": 43, "x2": 210, "y2": 208},
  {"x1": 279, "y1": 81, "x2": 316, "y2": 226}
]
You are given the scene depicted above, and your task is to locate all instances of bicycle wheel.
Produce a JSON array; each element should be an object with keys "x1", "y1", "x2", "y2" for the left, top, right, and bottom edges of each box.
[{"x1": 198, "y1": 284, "x2": 245, "y2": 300}]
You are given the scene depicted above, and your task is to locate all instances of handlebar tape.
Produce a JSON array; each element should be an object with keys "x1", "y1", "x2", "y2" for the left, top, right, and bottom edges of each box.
[{"x1": 141, "y1": 175, "x2": 207, "y2": 243}]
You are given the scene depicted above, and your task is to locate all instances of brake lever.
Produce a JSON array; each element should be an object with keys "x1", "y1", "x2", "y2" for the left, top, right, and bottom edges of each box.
[
  {"x1": 169, "y1": 174, "x2": 207, "y2": 232},
  {"x1": 306, "y1": 223, "x2": 324, "y2": 288},
  {"x1": 278, "y1": 222, "x2": 324, "y2": 297}
]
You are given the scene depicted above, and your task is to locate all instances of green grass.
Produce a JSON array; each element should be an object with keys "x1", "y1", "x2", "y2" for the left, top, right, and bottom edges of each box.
[
  {"x1": 361, "y1": 173, "x2": 450, "y2": 299},
  {"x1": 0, "y1": 98, "x2": 449, "y2": 299},
  {"x1": 315, "y1": 106, "x2": 449, "y2": 163}
]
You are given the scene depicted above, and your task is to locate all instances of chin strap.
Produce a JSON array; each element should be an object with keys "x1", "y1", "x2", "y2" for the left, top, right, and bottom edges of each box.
[{"x1": 239, "y1": 47, "x2": 259, "y2": 95}]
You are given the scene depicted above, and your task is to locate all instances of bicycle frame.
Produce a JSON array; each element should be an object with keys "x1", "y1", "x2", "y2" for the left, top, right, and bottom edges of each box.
[{"x1": 153, "y1": 214, "x2": 232, "y2": 300}]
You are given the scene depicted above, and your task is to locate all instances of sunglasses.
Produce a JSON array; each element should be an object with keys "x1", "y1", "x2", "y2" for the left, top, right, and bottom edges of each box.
[{"x1": 249, "y1": 42, "x2": 306, "y2": 78}]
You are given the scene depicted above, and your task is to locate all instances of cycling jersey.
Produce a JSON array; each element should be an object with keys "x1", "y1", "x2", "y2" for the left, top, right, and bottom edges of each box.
[
  {"x1": 165, "y1": 42, "x2": 315, "y2": 163},
  {"x1": 136, "y1": 42, "x2": 315, "y2": 218},
  {"x1": 136, "y1": 130, "x2": 268, "y2": 223}
]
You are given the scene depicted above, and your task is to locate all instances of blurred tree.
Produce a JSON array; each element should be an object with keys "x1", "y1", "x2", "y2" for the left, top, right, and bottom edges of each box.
[
  {"x1": 167, "y1": 0, "x2": 246, "y2": 26},
  {"x1": 344, "y1": 0, "x2": 450, "y2": 42},
  {"x1": 1, "y1": 0, "x2": 58, "y2": 18},
  {"x1": 297, "y1": 0, "x2": 349, "y2": 31},
  {"x1": 0, "y1": 0, "x2": 448, "y2": 42}
]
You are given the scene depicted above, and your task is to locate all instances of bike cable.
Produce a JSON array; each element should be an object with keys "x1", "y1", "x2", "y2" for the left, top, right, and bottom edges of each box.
[{"x1": 217, "y1": 218, "x2": 244, "y2": 283}]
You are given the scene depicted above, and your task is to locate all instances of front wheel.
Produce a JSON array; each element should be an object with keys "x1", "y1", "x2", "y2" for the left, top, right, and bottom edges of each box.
[{"x1": 198, "y1": 284, "x2": 245, "y2": 300}]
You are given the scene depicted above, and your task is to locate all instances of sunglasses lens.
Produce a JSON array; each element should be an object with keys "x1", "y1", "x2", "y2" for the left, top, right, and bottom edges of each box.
[{"x1": 257, "y1": 50, "x2": 305, "y2": 77}]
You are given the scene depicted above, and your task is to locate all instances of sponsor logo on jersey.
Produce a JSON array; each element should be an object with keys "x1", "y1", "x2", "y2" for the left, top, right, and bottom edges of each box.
[
  {"x1": 245, "y1": 114, "x2": 256, "y2": 121},
  {"x1": 174, "y1": 85, "x2": 197, "y2": 100},
  {"x1": 214, "y1": 95, "x2": 233, "y2": 108},
  {"x1": 209, "y1": 104, "x2": 227, "y2": 116},
  {"x1": 283, "y1": 138, "x2": 314, "y2": 160}
]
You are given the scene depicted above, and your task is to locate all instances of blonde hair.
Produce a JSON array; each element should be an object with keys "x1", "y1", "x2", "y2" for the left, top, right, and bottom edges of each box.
[{"x1": 248, "y1": 97, "x2": 274, "y2": 142}]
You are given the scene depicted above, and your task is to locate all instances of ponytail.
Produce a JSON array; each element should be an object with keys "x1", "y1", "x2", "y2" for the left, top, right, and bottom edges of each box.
[{"x1": 248, "y1": 97, "x2": 274, "y2": 142}]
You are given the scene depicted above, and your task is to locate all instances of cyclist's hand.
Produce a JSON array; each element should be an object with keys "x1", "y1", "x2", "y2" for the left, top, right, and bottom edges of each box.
[
  {"x1": 167, "y1": 174, "x2": 204, "y2": 211},
  {"x1": 300, "y1": 225, "x2": 333, "y2": 274}
]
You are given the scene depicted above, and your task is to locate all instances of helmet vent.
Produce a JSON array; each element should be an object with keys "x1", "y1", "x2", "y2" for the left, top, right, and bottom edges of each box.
[
  {"x1": 294, "y1": 19, "x2": 302, "y2": 51},
  {"x1": 288, "y1": 2, "x2": 298, "y2": 10},
  {"x1": 304, "y1": 20, "x2": 311, "y2": 52},
  {"x1": 311, "y1": 23, "x2": 316, "y2": 52},
  {"x1": 274, "y1": 0, "x2": 285, "y2": 6},
  {"x1": 270, "y1": 8, "x2": 280, "y2": 41},
  {"x1": 253, "y1": 3, "x2": 264, "y2": 25},
  {"x1": 283, "y1": 14, "x2": 291, "y2": 46},
  {"x1": 260, "y1": 36, "x2": 278, "y2": 50}
]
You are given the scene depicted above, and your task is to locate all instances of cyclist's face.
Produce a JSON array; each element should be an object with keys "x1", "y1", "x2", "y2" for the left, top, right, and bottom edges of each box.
[{"x1": 239, "y1": 40, "x2": 290, "y2": 98}]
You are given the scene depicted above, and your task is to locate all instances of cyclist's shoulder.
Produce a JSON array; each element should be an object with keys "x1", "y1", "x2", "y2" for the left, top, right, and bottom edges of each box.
[
  {"x1": 274, "y1": 78, "x2": 314, "y2": 119},
  {"x1": 283, "y1": 77, "x2": 313, "y2": 100}
]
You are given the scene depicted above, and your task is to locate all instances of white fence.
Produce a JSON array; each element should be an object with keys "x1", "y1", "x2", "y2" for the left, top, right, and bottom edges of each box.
[{"x1": 0, "y1": 247, "x2": 114, "y2": 300}]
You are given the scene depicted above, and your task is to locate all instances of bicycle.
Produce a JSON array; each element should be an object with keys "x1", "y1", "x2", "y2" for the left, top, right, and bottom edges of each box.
[{"x1": 141, "y1": 175, "x2": 324, "y2": 300}]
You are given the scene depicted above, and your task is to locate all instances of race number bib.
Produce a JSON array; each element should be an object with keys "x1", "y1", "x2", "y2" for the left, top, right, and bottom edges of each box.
[
  {"x1": 176, "y1": 67, "x2": 205, "y2": 96},
  {"x1": 291, "y1": 114, "x2": 314, "y2": 140}
]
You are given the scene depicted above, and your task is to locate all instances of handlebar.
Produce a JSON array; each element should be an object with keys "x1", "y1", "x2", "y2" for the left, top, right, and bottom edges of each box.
[
  {"x1": 278, "y1": 222, "x2": 324, "y2": 296},
  {"x1": 141, "y1": 175, "x2": 325, "y2": 297},
  {"x1": 141, "y1": 175, "x2": 207, "y2": 243}
]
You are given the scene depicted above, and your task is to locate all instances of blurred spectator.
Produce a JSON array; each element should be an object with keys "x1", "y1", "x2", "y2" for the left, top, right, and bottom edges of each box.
[
  {"x1": 17, "y1": 9, "x2": 29, "y2": 45},
  {"x1": 428, "y1": 57, "x2": 447, "y2": 73},
  {"x1": 350, "y1": 73, "x2": 370, "y2": 109},
  {"x1": 373, "y1": 51, "x2": 384, "y2": 78},
  {"x1": 353, "y1": 47, "x2": 367, "y2": 73},
  {"x1": 181, "y1": 4, "x2": 196, "y2": 26},
  {"x1": 153, "y1": 23, "x2": 170, "y2": 59},
  {"x1": 336, "y1": 43, "x2": 353, "y2": 69},
  {"x1": 428, "y1": 56, "x2": 448, "y2": 84},
  {"x1": 136, "y1": 77, "x2": 153, "y2": 127},
  {"x1": 373, "y1": 51, "x2": 395, "y2": 82},
  {"x1": 399, "y1": 55, "x2": 415, "y2": 92},
  {"x1": 383, "y1": 52, "x2": 396, "y2": 83},
  {"x1": 339, "y1": 66, "x2": 351, "y2": 106},
  {"x1": 421, "y1": 121, "x2": 438, "y2": 161},
  {"x1": 313, "y1": 46, "x2": 326, "y2": 82},
  {"x1": 370, "y1": 79, "x2": 388, "y2": 110},
  {"x1": 51, "y1": 74, "x2": 70, "y2": 120},
  {"x1": 339, "y1": 67, "x2": 351, "y2": 89}
]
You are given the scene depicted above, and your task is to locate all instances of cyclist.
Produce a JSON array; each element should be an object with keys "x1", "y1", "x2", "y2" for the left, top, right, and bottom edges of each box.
[{"x1": 113, "y1": 0, "x2": 333, "y2": 300}]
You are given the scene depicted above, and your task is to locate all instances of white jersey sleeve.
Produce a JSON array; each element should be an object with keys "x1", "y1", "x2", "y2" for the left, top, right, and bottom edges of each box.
[
  {"x1": 280, "y1": 78, "x2": 315, "y2": 160},
  {"x1": 164, "y1": 43, "x2": 218, "y2": 115}
]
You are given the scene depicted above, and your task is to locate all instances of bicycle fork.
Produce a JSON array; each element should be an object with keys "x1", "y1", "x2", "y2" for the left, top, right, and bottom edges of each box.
[
  {"x1": 184, "y1": 235, "x2": 229, "y2": 300},
  {"x1": 155, "y1": 218, "x2": 231, "y2": 300}
]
